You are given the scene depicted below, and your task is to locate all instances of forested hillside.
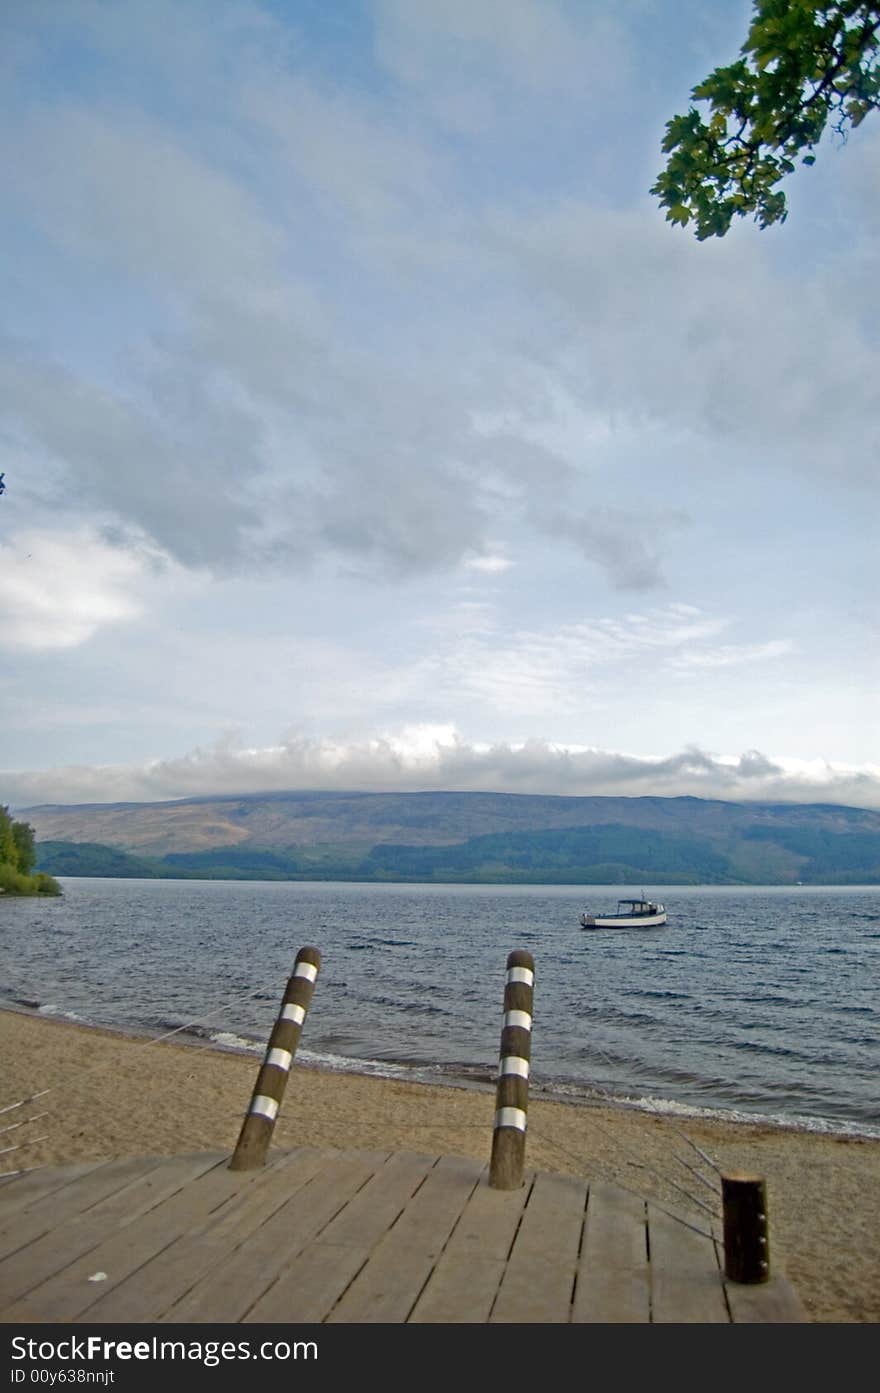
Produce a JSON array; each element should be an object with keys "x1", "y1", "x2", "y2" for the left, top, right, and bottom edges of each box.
[{"x1": 26, "y1": 791, "x2": 880, "y2": 885}]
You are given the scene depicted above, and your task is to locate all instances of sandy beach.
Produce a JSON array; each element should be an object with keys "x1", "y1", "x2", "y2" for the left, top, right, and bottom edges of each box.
[{"x1": 1, "y1": 1007, "x2": 877, "y2": 1323}]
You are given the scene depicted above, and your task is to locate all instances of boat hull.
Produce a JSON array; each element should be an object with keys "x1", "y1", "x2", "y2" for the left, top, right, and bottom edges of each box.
[{"x1": 580, "y1": 911, "x2": 667, "y2": 929}]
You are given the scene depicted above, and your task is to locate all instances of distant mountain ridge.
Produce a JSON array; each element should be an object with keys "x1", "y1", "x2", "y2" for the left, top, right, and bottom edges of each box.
[{"x1": 19, "y1": 789, "x2": 880, "y2": 884}]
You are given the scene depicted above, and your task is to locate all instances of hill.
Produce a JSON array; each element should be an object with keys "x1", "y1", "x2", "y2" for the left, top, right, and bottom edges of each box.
[{"x1": 19, "y1": 790, "x2": 880, "y2": 884}]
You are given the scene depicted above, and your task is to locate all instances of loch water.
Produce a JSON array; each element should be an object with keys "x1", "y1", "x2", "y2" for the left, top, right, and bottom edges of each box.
[{"x1": 1, "y1": 877, "x2": 878, "y2": 1137}]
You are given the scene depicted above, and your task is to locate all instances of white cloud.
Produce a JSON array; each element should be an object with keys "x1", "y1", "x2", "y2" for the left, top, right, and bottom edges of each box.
[
  {"x1": 0, "y1": 351, "x2": 269, "y2": 570},
  {"x1": 486, "y1": 200, "x2": 880, "y2": 483},
  {"x1": 670, "y1": 639, "x2": 795, "y2": 669},
  {"x1": 464, "y1": 553, "x2": 514, "y2": 573},
  {"x1": 0, "y1": 529, "x2": 168, "y2": 650},
  {"x1": 374, "y1": 0, "x2": 629, "y2": 122},
  {"x1": 240, "y1": 71, "x2": 443, "y2": 226},
  {"x1": 7, "y1": 727, "x2": 880, "y2": 810},
  {"x1": 6, "y1": 107, "x2": 283, "y2": 294},
  {"x1": 410, "y1": 604, "x2": 793, "y2": 720}
]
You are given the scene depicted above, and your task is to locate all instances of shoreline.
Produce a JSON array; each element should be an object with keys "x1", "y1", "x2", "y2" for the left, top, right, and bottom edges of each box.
[
  {"x1": 29, "y1": 872, "x2": 880, "y2": 887},
  {"x1": 5, "y1": 998, "x2": 876, "y2": 1144},
  {"x1": 1, "y1": 1007, "x2": 879, "y2": 1321}
]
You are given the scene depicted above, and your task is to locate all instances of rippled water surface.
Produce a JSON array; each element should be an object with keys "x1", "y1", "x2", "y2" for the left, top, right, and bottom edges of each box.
[{"x1": 2, "y1": 878, "x2": 878, "y2": 1135}]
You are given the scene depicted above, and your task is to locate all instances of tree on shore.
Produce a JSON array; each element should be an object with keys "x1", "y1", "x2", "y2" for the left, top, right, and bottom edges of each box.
[
  {"x1": 0, "y1": 806, "x2": 60, "y2": 895},
  {"x1": 653, "y1": 1, "x2": 880, "y2": 239}
]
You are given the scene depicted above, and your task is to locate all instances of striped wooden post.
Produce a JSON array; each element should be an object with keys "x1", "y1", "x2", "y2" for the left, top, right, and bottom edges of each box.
[
  {"x1": 228, "y1": 946, "x2": 321, "y2": 1172},
  {"x1": 489, "y1": 949, "x2": 535, "y2": 1191},
  {"x1": 722, "y1": 1172, "x2": 770, "y2": 1283}
]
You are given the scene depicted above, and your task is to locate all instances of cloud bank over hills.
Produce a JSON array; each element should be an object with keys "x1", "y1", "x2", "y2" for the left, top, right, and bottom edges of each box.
[{"x1": 9, "y1": 727, "x2": 879, "y2": 812}]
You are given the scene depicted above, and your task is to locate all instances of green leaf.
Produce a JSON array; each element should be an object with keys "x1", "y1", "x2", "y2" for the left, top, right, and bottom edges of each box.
[{"x1": 653, "y1": 0, "x2": 880, "y2": 239}]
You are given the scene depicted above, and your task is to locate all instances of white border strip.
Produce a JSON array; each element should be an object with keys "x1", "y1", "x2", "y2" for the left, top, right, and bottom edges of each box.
[
  {"x1": 504, "y1": 1009, "x2": 532, "y2": 1031},
  {"x1": 267, "y1": 1047, "x2": 293, "y2": 1072},
  {"x1": 281, "y1": 1002, "x2": 306, "y2": 1025},
  {"x1": 500, "y1": 1055, "x2": 530, "y2": 1079},
  {"x1": 294, "y1": 961, "x2": 318, "y2": 982},
  {"x1": 506, "y1": 966, "x2": 534, "y2": 987},
  {"x1": 494, "y1": 1107, "x2": 527, "y2": 1132},
  {"x1": 250, "y1": 1094, "x2": 279, "y2": 1121}
]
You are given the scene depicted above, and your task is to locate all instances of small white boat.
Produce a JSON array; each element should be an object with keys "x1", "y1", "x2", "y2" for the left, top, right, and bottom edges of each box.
[{"x1": 579, "y1": 896, "x2": 667, "y2": 929}]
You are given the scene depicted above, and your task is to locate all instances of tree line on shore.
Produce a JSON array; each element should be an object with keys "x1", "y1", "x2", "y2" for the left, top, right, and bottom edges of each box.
[{"x1": 0, "y1": 807, "x2": 60, "y2": 895}]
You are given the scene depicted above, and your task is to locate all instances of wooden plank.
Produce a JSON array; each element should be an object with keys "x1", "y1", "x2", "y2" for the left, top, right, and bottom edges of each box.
[
  {"x1": 84, "y1": 1147, "x2": 339, "y2": 1320},
  {"x1": 0, "y1": 1155, "x2": 174, "y2": 1286},
  {"x1": 724, "y1": 1275, "x2": 809, "y2": 1323},
  {"x1": 0, "y1": 1155, "x2": 225, "y2": 1320},
  {"x1": 243, "y1": 1152, "x2": 438, "y2": 1323},
  {"x1": 502, "y1": 1171, "x2": 587, "y2": 1258},
  {"x1": 572, "y1": 1181, "x2": 650, "y2": 1323},
  {"x1": 582, "y1": 1182, "x2": 647, "y2": 1268},
  {"x1": 0, "y1": 1160, "x2": 107, "y2": 1220},
  {"x1": 325, "y1": 1156, "x2": 483, "y2": 1323},
  {"x1": 244, "y1": 1241, "x2": 370, "y2": 1324},
  {"x1": 410, "y1": 1255, "x2": 506, "y2": 1323},
  {"x1": 310, "y1": 1152, "x2": 437, "y2": 1251},
  {"x1": 490, "y1": 1172, "x2": 587, "y2": 1323},
  {"x1": 159, "y1": 1150, "x2": 389, "y2": 1323},
  {"x1": 154, "y1": 1147, "x2": 350, "y2": 1320},
  {"x1": 323, "y1": 1242, "x2": 435, "y2": 1323},
  {"x1": 575, "y1": 1267, "x2": 651, "y2": 1324},
  {"x1": 648, "y1": 1204, "x2": 729, "y2": 1323},
  {"x1": 0, "y1": 1149, "x2": 810, "y2": 1326},
  {"x1": 410, "y1": 1173, "x2": 532, "y2": 1323},
  {"x1": 368, "y1": 1154, "x2": 483, "y2": 1251},
  {"x1": 430, "y1": 1171, "x2": 532, "y2": 1262},
  {"x1": 491, "y1": 1253, "x2": 575, "y2": 1324},
  {"x1": 2, "y1": 1155, "x2": 249, "y2": 1322},
  {"x1": 0, "y1": 1157, "x2": 165, "y2": 1263}
]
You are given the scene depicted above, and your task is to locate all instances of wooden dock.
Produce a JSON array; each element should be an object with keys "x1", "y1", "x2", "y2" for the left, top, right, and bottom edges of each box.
[{"x1": 0, "y1": 1147, "x2": 807, "y2": 1323}]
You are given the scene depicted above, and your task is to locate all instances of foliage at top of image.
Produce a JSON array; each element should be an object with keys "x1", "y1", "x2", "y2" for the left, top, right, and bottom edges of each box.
[
  {"x1": 0, "y1": 806, "x2": 61, "y2": 895},
  {"x1": 653, "y1": 1, "x2": 880, "y2": 238}
]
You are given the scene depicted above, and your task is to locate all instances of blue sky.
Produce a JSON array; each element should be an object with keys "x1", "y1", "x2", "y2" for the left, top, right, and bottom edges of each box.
[{"x1": 1, "y1": 0, "x2": 878, "y2": 809}]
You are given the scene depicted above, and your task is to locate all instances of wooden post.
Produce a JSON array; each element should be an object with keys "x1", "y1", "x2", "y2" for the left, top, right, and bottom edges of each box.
[
  {"x1": 722, "y1": 1172, "x2": 770, "y2": 1283},
  {"x1": 489, "y1": 949, "x2": 535, "y2": 1190},
  {"x1": 229, "y1": 946, "x2": 321, "y2": 1172}
]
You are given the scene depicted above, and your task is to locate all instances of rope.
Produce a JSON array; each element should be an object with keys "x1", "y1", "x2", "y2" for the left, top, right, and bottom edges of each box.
[
  {"x1": 0, "y1": 986, "x2": 275, "y2": 1177},
  {"x1": 267, "y1": 1025, "x2": 720, "y2": 1223},
  {"x1": 271, "y1": 1060, "x2": 719, "y2": 1227},
  {"x1": 0, "y1": 985, "x2": 268, "y2": 1119},
  {"x1": 0, "y1": 1112, "x2": 49, "y2": 1137},
  {"x1": 570, "y1": 1035, "x2": 723, "y2": 1177},
  {"x1": 534, "y1": 1080, "x2": 721, "y2": 1213},
  {"x1": 0, "y1": 1164, "x2": 44, "y2": 1182},
  {"x1": 532, "y1": 1127, "x2": 719, "y2": 1243},
  {"x1": 0, "y1": 1090, "x2": 50, "y2": 1117},
  {"x1": 666, "y1": 1148, "x2": 721, "y2": 1196},
  {"x1": 608, "y1": 1175, "x2": 719, "y2": 1245},
  {"x1": 530, "y1": 1093, "x2": 721, "y2": 1222},
  {"x1": 0, "y1": 1135, "x2": 49, "y2": 1158}
]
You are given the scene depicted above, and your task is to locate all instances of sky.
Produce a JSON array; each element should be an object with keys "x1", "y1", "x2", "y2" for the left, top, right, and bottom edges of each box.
[{"x1": 1, "y1": 0, "x2": 878, "y2": 811}]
